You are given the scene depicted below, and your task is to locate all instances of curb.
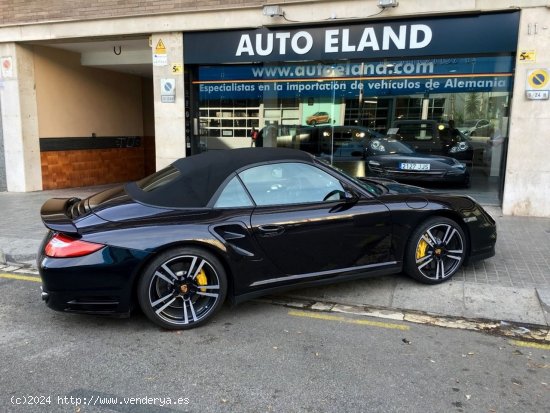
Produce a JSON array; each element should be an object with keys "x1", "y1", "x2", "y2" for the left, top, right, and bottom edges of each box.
[
  {"x1": 263, "y1": 296, "x2": 550, "y2": 343},
  {"x1": 0, "y1": 249, "x2": 37, "y2": 268},
  {"x1": 0, "y1": 253, "x2": 39, "y2": 274}
]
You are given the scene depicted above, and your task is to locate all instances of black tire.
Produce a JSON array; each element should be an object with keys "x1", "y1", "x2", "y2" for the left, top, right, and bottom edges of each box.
[
  {"x1": 137, "y1": 247, "x2": 227, "y2": 329},
  {"x1": 404, "y1": 217, "x2": 467, "y2": 284},
  {"x1": 311, "y1": 120, "x2": 317, "y2": 126}
]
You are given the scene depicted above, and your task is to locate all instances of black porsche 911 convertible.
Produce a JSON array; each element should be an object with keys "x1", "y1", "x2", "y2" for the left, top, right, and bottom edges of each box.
[{"x1": 38, "y1": 148, "x2": 496, "y2": 329}]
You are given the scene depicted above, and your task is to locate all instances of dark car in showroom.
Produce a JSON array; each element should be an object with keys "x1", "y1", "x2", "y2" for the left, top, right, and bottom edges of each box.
[
  {"x1": 389, "y1": 120, "x2": 474, "y2": 166},
  {"x1": 38, "y1": 148, "x2": 496, "y2": 330},
  {"x1": 289, "y1": 126, "x2": 469, "y2": 185},
  {"x1": 365, "y1": 137, "x2": 470, "y2": 187}
]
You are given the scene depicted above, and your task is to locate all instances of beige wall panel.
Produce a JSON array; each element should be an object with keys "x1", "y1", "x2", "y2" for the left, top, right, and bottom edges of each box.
[
  {"x1": 152, "y1": 32, "x2": 186, "y2": 170},
  {"x1": 0, "y1": 43, "x2": 42, "y2": 191},
  {"x1": 503, "y1": 7, "x2": 550, "y2": 217},
  {"x1": 33, "y1": 46, "x2": 143, "y2": 138}
]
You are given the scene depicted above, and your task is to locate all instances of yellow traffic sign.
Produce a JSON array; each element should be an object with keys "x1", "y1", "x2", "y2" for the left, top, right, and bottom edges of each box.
[
  {"x1": 155, "y1": 39, "x2": 166, "y2": 55},
  {"x1": 172, "y1": 63, "x2": 183, "y2": 74},
  {"x1": 519, "y1": 50, "x2": 536, "y2": 62},
  {"x1": 527, "y1": 69, "x2": 549, "y2": 90}
]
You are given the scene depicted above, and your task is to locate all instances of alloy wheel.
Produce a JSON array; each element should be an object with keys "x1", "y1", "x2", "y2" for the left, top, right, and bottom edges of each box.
[
  {"x1": 414, "y1": 222, "x2": 465, "y2": 281},
  {"x1": 404, "y1": 216, "x2": 468, "y2": 284},
  {"x1": 138, "y1": 248, "x2": 227, "y2": 329}
]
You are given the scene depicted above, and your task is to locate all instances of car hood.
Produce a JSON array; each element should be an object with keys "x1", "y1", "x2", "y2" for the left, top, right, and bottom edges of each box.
[
  {"x1": 360, "y1": 177, "x2": 434, "y2": 194},
  {"x1": 385, "y1": 182, "x2": 434, "y2": 194}
]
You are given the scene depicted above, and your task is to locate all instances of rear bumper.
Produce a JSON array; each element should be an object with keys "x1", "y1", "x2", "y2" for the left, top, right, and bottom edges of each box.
[
  {"x1": 38, "y1": 243, "x2": 149, "y2": 315},
  {"x1": 40, "y1": 287, "x2": 128, "y2": 315}
]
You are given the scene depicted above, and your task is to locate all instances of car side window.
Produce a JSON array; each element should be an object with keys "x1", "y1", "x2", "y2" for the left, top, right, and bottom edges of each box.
[
  {"x1": 213, "y1": 176, "x2": 254, "y2": 208},
  {"x1": 239, "y1": 162, "x2": 345, "y2": 206}
]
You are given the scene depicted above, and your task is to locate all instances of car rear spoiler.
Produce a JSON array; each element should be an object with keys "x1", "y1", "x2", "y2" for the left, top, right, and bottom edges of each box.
[{"x1": 40, "y1": 197, "x2": 81, "y2": 235}]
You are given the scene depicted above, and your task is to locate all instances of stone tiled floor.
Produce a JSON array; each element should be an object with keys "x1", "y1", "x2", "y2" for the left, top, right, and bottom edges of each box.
[{"x1": 455, "y1": 206, "x2": 550, "y2": 288}]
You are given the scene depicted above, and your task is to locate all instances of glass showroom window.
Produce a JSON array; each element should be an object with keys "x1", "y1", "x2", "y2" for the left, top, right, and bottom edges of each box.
[{"x1": 195, "y1": 55, "x2": 513, "y2": 201}]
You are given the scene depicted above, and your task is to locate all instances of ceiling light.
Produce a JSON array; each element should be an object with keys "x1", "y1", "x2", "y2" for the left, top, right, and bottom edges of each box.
[
  {"x1": 263, "y1": 5, "x2": 284, "y2": 17},
  {"x1": 378, "y1": 0, "x2": 399, "y2": 8}
]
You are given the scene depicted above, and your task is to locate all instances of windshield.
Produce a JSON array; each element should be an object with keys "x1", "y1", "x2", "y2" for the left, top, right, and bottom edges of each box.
[
  {"x1": 314, "y1": 158, "x2": 383, "y2": 197},
  {"x1": 346, "y1": 175, "x2": 385, "y2": 196}
]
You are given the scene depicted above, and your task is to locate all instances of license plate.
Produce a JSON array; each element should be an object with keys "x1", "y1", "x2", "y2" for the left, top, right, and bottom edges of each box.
[{"x1": 400, "y1": 163, "x2": 430, "y2": 171}]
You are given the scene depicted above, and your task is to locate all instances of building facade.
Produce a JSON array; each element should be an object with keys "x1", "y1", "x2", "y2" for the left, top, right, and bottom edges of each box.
[{"x1": 0, "y1": 0, "x2": 549, "y2": 216}]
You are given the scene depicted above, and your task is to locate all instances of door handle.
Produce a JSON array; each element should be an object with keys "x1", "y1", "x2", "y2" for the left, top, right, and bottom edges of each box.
[{"x1": 257, "y1": 225, "x2": 285, "y2": 236}]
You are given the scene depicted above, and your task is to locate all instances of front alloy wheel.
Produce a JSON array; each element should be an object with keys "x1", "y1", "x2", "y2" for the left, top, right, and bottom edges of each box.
[
  {"x1": 138, "y1": 247, "x2": 227, "y2": 329},
  {"x1": 405, "y1": 217, "x2": 467, "y2": 284}
]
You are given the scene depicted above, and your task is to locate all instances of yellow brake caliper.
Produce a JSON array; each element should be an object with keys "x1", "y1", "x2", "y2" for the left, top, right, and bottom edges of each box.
[
  {"x1": 196, "y1": 268, "x2": 208, "y2": 292},
  {"x1": 416, "y1": 237, "x2": 429, "y2": 260}
]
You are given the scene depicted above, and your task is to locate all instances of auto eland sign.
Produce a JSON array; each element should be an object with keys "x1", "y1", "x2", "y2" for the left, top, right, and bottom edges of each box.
[{"x1": 184, "y1": 12, "x2": 519, "y2": 64}]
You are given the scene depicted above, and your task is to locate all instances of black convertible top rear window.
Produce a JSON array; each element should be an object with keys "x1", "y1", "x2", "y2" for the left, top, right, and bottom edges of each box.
[
  {"x1": 126, "y1": 148, "x2": 313, "y2": 208},
  {"x1": 136, "y1": 165, "x2": 180, "y2": 192}
]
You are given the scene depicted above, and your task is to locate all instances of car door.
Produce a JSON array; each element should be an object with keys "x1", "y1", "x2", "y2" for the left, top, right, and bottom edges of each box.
[{"x1": 238, "y1": 162, "x2": 392, "y2": 282}]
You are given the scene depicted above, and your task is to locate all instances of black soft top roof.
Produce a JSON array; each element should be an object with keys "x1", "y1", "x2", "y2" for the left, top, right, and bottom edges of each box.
[{"x1": 127, "y1": 147, "x2": 314, "y2": 208}]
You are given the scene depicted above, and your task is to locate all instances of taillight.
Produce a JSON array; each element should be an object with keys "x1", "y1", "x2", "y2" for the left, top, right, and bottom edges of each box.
[{"x1": 44, "y1": 233, "x2": 104, "y2": 258}]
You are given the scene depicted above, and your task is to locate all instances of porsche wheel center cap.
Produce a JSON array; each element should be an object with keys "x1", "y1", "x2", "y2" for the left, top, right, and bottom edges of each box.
[
  {"x1": 180, "y1": 284, "x2": 189, "y2": 294},
  {"x1": 435, "y1": 248, "x2": 443, "y2": 256}
]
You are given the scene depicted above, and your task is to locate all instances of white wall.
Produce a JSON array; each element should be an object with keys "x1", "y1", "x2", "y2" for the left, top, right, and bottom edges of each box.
[
  {"x1": 152, "y1": 33, "x2": 187, "y2": 170},
  {"x1": 0, "y1": 43, "x2": 42, "y2": 192},
  {"x1": 503, "y1": 7, "x2": 550, "y2": 216}
]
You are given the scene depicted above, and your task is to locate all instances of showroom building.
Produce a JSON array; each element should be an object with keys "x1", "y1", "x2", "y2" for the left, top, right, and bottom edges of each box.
[{"x1": 0, "y1": 0, "x2": 549, "y2": 217}]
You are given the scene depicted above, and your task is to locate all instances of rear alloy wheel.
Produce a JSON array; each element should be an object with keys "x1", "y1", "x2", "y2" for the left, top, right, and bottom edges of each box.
[
  {"x1": 137, "y1": 247, "x2": 227, "y2": 329},
  {"x1": 404, "y1": 217, "x2": 467, "y2": 284}
]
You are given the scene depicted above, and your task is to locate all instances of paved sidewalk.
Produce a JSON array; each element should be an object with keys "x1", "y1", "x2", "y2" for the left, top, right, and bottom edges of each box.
[{"x1": 1, "y1": 185, "x2": 549, "y2": 328}]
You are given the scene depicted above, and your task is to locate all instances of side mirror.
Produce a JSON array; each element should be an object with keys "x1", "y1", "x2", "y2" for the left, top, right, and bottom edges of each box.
[
  {"x1": 344, "y1": 188, "x2": 359, "y2": 203},
  {"x1": 328, "y1": 188, "x2": 359, "y2": 213}
]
